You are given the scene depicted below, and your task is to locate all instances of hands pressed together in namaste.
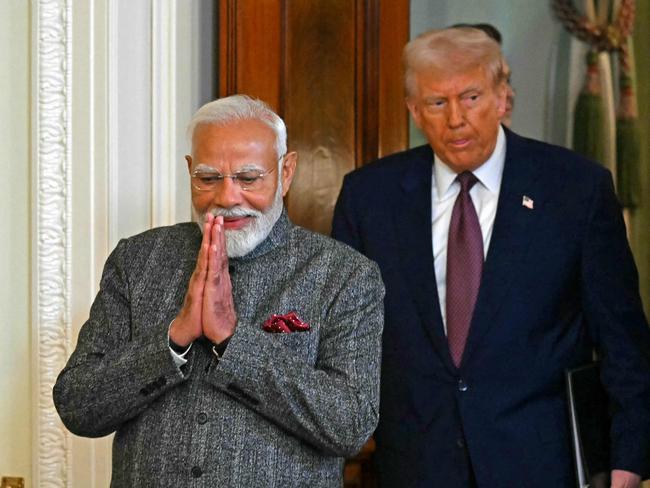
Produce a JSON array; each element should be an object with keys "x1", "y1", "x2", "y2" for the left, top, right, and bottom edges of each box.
[{"x1": 170, "y1": 214, "x2": 237, "y2": 347}]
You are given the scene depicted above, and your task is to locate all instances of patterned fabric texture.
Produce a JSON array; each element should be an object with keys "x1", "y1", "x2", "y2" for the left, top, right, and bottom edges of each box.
[{"x1": 53, "y1": 211, "x2": 385, "y2": 487}]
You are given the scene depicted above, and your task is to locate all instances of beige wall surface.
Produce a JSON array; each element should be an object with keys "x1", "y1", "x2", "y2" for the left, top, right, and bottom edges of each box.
[{"x1": 0, "y1": 0, "x2": 31, "y2": 484}]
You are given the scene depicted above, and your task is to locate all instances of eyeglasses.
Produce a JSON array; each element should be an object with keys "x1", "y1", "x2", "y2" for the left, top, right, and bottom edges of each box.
[{"x1": 191, "y1": 162, "x2": 279, "y2": 192}]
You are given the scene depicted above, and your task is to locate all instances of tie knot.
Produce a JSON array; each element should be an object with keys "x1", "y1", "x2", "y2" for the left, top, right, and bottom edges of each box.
[{"x1": 457, "y1": 171, "x2": 478, "y2": 193}]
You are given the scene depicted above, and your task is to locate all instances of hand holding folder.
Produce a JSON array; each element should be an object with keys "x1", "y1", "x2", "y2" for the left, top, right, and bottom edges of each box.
[{"x1": 566, "y1": 362, "x2": 611, "y2": 488}]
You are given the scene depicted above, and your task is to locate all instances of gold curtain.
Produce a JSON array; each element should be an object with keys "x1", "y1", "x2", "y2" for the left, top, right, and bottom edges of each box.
[{"x1": 630, "y1": 1, "x2": 650, "y2": 314}]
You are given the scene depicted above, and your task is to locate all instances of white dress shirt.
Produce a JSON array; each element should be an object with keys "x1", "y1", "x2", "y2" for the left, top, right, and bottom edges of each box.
[{"x1": 432, "y1": 125, "x2": 506, "y2": 332}]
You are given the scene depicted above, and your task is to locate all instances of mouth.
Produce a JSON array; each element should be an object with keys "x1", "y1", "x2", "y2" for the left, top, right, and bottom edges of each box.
[
  {"x1": 448, "y1": 138, "x2": 471, "y2": 149},
  {"x1": 221, "y1": 215, "x2": 254, "y2": 231}
]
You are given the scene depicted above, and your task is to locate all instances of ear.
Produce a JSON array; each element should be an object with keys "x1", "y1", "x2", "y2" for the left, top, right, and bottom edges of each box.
[
  {"x1": 280, "y1": 151, "x2": 298, "y2": 197},
  {"x1": 494, "y1": 82, "x2": 508, "y2": 118},
  {"x1": 406, "y1": 97, "x2": 423, "y2": 129},
  {"x1": 185, "y1": 155, "x2": 193, "y2": 174}
]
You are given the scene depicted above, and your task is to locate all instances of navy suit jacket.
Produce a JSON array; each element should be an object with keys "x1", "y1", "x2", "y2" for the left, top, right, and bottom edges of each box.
[{"x1": 332, "y1": 129, "x2": 650, "y2": 488}]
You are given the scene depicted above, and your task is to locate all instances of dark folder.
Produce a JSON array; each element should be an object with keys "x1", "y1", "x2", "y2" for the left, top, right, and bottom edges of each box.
[{"x1": 565, "y1": 361, "x2": 611, "y2": 488}]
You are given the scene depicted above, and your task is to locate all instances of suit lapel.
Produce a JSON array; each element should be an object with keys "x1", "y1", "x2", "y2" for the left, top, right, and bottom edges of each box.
[
  {"x1": 393, "y1": 146, "x2": 452, "y2": 368},
  {"x1": 461, "y1": 130, "x2": 543, "y2": 367}
]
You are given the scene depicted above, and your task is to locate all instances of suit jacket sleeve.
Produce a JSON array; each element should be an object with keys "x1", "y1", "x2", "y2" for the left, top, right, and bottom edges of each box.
[
  {"x1": 206, "y1": 258, "x2": 385, "y2": 457},
  {"x1": 53, "y1": 239, "x2": 189, "y2": 438},
  {"x1": 581, "y1": 170, "x2": 650, "y2": 477}
]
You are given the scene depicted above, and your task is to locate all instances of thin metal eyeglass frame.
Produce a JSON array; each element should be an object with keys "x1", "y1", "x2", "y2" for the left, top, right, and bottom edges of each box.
[{"x1": 190, "y1": 155, "x2": 284, "y2": 192}]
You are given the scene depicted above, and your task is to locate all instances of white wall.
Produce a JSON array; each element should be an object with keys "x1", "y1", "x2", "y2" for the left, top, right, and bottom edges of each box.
[
  {"x1": 107, "y1": 0, "x2": 215, "y2": 244},
  {"x1": 0, "y1": 1, "x2": 215, "y2": 486},
  {"x1": 175, "y1": 0, "x2": 216, "y2": 221},
  {"x1": 0, "y1": 1, "x2": 31, "y2": 484},
  {"x1": 64, "y1": 1, "x2": 215, "y2": 485}
]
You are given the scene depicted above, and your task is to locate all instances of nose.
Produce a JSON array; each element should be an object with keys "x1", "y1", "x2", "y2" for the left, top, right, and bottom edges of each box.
[
  {"x1": 211, "y1": 176, "x2": 243, "y2": 208},
  {"x1": 447, "y1": 100, "x2": 465, "y2": 129}
]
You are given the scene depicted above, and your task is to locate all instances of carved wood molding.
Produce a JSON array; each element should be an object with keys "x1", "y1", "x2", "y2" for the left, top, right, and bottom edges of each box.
[{"x1": 32, "y1": 0, "x2": 73, "y2": 485}]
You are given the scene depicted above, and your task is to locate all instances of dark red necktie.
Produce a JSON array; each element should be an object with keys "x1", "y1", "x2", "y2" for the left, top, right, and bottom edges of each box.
[{"x1": 446, "y1": 171, "x2": 483, "y2": 367}]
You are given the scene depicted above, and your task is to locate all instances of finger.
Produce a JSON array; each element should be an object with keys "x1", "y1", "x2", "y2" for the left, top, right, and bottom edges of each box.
[
  {"x1": 202, "y1": 212, "x2": 214, "y2": 251},
  {"x1": 207, "y1": 216, "x2": 220, "y2": 287},
  {"x1": 195, "y1": 213, "x2": 214, "y2": 276},
  {"x1": 215, "y1": 216, "x2": 229, "y2": 271},
  {"x1": 217, "y1": 215, "x2": 228, "y2": 270},
  {"x1": 211, "y1": 215, "x2": 221, "y2": 259},
  {"x1": 212, "y1": 215, "x2": 221, "y2": 250}
]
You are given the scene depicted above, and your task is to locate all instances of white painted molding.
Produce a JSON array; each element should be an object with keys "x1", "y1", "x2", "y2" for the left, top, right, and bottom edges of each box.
[
  {"x1": 30, "y1": 1, "x2": 192, "y2": 484},
  {"x1": 31, "y1": 0, "x2": 73, "y2": 486},
  {"x1": 107, "y1": 0, "x2": 119, "y2": 250},
  {"x1": 151, "y1": 0, "x2": 177, "y2": 227}
]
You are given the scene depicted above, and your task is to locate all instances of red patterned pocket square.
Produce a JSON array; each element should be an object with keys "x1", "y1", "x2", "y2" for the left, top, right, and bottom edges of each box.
[{"x1": 262, "y1": 312, "x2": 310, "y2": 333}]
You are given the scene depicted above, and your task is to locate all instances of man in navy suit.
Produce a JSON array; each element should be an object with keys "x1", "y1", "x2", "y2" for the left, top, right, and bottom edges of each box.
[{"x1": 332, "y1": 27, "x2": 650, "y2": 488}]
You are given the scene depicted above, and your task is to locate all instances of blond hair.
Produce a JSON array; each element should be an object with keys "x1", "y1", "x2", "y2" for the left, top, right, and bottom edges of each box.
[{"x1": 403, "y1": 27, "x2": 505, "y2": 97}]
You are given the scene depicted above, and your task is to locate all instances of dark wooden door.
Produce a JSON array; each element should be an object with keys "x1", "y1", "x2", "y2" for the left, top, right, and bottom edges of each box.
[
  {"x1": 218, "y1": 0, "x2": 409, "y2": 235},
  {"x1": 217, "y1": 2, "x2": 409, "y2": 485}
]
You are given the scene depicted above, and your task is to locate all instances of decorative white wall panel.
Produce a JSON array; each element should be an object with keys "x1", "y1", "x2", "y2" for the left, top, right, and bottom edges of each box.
[
  {"x1": 31, "y1": 1, "x2": 215, "y2": 485},
  {"x1": 32, "y1": 0, "x2": 73, "y2": 486},
  {"x1": 113, "y1": 0, "x2": 152, "y2": 245},
  {"x1": 152, "y1": 0, "x2": 177, "y2": 228}
]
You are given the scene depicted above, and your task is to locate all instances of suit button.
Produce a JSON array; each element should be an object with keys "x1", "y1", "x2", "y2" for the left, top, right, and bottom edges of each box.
[
  {"x1": 191, "y1": 466, "x2": 203, "y2": 478},
  {"x1": 456, "y1": 438, "x2": 465, "y2": 448},
  {"x1": 197, "y1": 412, "x2": 208, "y2": 424},
  {"x1": 458, "y1": 379, "x2": 468, "y2": 392}
]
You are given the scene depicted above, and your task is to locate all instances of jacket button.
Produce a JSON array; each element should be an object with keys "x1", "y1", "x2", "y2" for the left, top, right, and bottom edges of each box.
[
  {"x1": 191, "y1": 466, "x2": 203, "y2": 478},
  {"x1": 458, "y1": 379, "x2": 468, "y2": 392},
  {"x1": 456, "y1": 438, "x2": 465, "y2": 448},
  {"x1": 197, "y1": 412, "x2": 208, "y2": 424}
]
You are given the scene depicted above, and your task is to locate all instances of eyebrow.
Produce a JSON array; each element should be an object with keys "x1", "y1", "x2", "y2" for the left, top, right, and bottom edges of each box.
[
  {"x1": 423, "y1": 95, "x2": 446, "y2": 104},
  {"x1": 423, "y1": 84, "x2": 483, "y2": 101},
  {"x1": 459, "y1": 86, "x2": 482, "y2": 97},
  {"x1": 192, "y1": 163, "x2": 267, "y2": 173}
]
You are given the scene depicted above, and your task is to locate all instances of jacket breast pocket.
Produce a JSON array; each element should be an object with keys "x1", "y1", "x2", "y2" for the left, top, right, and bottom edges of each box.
[{"x1": 269, "y1": 329, "x2": 319, "y2": 365}]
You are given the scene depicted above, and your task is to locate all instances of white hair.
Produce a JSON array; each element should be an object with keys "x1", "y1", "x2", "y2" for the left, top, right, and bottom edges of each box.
[{"x1": 186, "y1": 94, "x2": 287, "y2": 163}]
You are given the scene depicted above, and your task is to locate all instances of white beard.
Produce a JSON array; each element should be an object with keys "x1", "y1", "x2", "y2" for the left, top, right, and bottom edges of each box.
[{"x1": 192, "y1": 184, "x2": 284, "y2": 258}]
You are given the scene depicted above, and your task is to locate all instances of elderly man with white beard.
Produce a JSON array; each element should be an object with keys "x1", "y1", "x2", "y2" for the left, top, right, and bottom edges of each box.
[{"x1": 53, "y1": 95, "x2": 384, "y2": 488}]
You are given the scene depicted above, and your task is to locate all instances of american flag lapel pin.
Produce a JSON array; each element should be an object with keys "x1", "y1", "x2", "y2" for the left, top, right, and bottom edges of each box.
[{"x1": 522, "y1": 195, "x2": 534, "y2": 209}]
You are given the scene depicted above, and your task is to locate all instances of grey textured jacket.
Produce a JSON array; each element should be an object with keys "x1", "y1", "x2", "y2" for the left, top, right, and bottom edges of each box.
[{"x1": 53, "y1": 211, "x2": 384, "y2": 487}]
